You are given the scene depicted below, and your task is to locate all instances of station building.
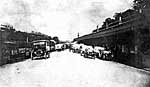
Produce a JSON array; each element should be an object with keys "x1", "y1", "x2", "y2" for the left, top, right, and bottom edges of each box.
[{"x1": 74, "y1": 9, "x2": 150, "y2": 68}]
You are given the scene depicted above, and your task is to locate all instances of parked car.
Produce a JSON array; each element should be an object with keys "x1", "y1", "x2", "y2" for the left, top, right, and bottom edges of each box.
[
  {"x1": 49, "y1": 40, "x2": 56, "y2": 52},
  {"x1": 71, "y1": 44, "x2": 80, "y2": 53},
  {"x1": 83, "y1": 46, "x2": 95, "y2": 59},
  {"x1": 80, "y1": 44, "x2": 88, "y2": 56},
  {"x1": 55, "y1": 44, "x2": 64, "y2": 51},
  {"x1": 93, "y1": 46, "x2": 105, "y2": 58},
  {"x1": 101, "y1": 50, "x2": 114, "y2": 61},
  {"x1": 31, "y1": 40, "x2": 51, "y2": 60}
]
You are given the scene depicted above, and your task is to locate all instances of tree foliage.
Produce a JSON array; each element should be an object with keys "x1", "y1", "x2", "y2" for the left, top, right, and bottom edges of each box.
[
  {"x1": 52, "y1": 36, "x2": 59, "y2": 44},
  {"x1": 133, "y1": 0, "x2": 150, "y2": 10},
  {"x1": 1, "y1": 24, "x2": 57, "y2": 42},
  {"x1": 113, "y1": 13, "x2": 122, "y2": 20}
]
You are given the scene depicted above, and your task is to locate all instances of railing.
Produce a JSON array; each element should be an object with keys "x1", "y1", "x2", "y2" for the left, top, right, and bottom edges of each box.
[{"x1": 96, "y1": 14, "x2": 140, "y2": 33}]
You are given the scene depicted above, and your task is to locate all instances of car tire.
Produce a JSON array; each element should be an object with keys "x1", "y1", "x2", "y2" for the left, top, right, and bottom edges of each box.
[
  {"x1": 48, "y1": 53, "x2": 50, "y2": 58},
  {"x1": 83, "y1": 54, "x2": 87, "y2": 58}
]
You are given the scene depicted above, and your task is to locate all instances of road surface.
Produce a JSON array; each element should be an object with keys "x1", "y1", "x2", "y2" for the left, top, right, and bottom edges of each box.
[{"x1": 0, "y1": 50, "x2": 150, "y2": 87}]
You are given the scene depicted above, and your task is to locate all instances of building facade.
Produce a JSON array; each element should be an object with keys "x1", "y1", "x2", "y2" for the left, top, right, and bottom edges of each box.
[{"x1": 74, "y1": 9, "x2": 150, "y2": 68}]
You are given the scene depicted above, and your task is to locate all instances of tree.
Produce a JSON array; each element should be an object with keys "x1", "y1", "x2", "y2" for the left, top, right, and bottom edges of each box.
[
  {"x1": 113, "y1": 12, "x2": 122, "y2": 20},
  {"x1": 133, "y1": 0, "x2": 150, "y2": 11},
  {"x1": 52, "y1": 36, "x2": 59, "y2": 44},
  {"x1": 1, "y1": 24, "x2": 16, "y2": 32},
  {"x1": 105, "y1": 18, "x2": 113, "y2": 24},
  {"x1": 101, "y1": 17, "x2": 115, "y2": 29},
  {"x1": 48, "y1": 36, "x2": 52, "y2": 40}
]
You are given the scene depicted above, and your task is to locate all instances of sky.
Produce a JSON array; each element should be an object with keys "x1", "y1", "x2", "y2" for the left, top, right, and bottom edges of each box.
[{"x1": 0, "y1": 0, "x2": 134, "y2": 41}]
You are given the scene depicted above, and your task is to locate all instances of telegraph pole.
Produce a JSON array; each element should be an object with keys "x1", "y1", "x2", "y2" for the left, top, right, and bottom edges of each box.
[{"x1": 77, "y1": 32, "x2": 79, "y2": 38}]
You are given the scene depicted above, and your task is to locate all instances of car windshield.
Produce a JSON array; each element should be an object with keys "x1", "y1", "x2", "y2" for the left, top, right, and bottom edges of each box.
[{"x1": 33, "y1": 41, "x2": 46, "y2": 48}]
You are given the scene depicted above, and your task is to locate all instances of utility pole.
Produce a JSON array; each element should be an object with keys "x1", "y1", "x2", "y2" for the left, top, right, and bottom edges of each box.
[{"x1": 77, "y1": 32, "x2": 79, "y2": 38}]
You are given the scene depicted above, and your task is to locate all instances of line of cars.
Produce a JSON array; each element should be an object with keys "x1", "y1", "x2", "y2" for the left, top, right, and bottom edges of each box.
[
  {"x1": 31, "y1": 40, "x2": 69, "y2": 60},
  {"x1": 69, "y1": 43, "x2": 114, "y2": 60},
  {"x1": 55, "y1": 43, "x2": 67, "y2": 51},
  {"x1": 29, "y1": 39, "x2": 114, "y2": 61}
]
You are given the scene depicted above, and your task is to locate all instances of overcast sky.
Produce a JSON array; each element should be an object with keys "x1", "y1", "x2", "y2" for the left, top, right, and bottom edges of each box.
[{"x1": 0, "y1": 0, "x2": 133, "y2": 41}]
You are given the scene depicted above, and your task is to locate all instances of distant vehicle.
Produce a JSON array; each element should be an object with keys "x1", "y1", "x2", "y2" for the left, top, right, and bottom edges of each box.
[
  {"x1": 83, "y1": 46, "x2": 95, "y2": 59},
  {"x1": 79, "y1": 44, "x2": 87, "y2": 55},
  {"x1": 93, "y1": 46, "x2": 113, "y2": 60},
  {"x1": 93, "y1": 46, "x2": 105, "y2": 59},
  {"x1": 101, "y1": 50, "x2": 114, "y2": 61},
  {"x1": 69, "y1": 42, "x2": 114, "y2": 60},
  {"x1": 31, "y1": 40, "x2": 51, "y2": 60},
  {"x1": 71, "y1": 44, "x2": 81, "y2": 53},
  {"x1": 55, "y1": 44, "x2": 64, "y2": 51},
  {"x1": 49, "y1": 40, "x2": 56, "y2": 52}
]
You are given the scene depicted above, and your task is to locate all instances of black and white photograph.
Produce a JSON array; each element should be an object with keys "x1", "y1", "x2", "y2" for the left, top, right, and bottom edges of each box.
[{"x1": 0, "y1": 0, "x2": 150, "y2": 87}]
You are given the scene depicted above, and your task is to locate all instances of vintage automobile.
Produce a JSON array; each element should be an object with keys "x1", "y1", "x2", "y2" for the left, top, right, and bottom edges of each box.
[
  {"x1": 55, "y1": 44, "x2": 64, "y2": 51},
  {"x1": 70, "y1": 44, "x2": 78, "y2": 53},
  {"x1": 93, "y1": 46, "x2": 114, "y2": 60},
  {"x1": 83, "y1": 46, "x2": 95, "y2": 59},
  {"x1": 93, "y1": 46, "x2": 105, "y2": 58},
  {"x1": 49, "y1": 40, "x2": 56, "y2": 52},
  {"x1": 31, "y1": 40, "x2": 51, "y2": 60},
  {"x1": 79, "y1": 44, "x2": 88, "y2": 56},
  {"x1": 101, "y1": 50, "x2": 114, "y2": 61}
]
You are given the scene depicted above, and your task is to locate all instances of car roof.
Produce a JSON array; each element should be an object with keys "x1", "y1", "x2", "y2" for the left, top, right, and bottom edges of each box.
[
  {"x1": 50, "y1": 40, "x2": 56, "y2": 43},
  {"x1": 95, "y1": 46, "x2": 105, "y2": 50},
  {"x1": 32, "y1": 40, "x2": 49, "y2": 43}
]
